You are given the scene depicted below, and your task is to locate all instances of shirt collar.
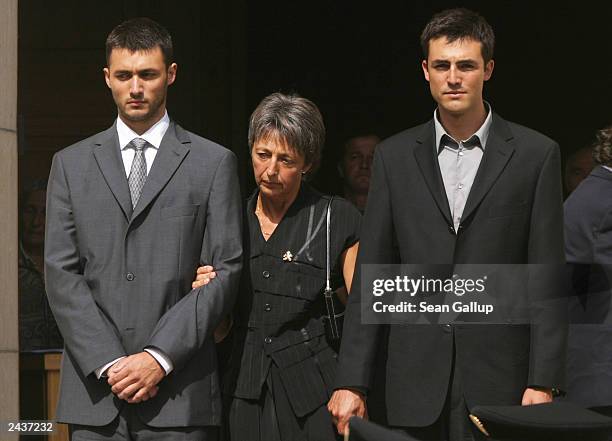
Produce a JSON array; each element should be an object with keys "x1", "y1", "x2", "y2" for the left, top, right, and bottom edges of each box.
[
  {"x1": 604, "y1": 166, "x2": 612, "y2": 174},
  {"x1": 434, "y1": 101, "x2": 493, "y2": 153},
  {"x1": 116, "y1": 110, "x2": 170, "y2": 150}
]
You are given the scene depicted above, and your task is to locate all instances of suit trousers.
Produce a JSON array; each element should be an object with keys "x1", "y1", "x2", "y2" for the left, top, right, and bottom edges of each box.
[
  {"x1": 69, "y1": 405, "x2": 218, "y2": 441},
  {"x1": 392, "y1": 336, "x2": 486, "y2": 441}
]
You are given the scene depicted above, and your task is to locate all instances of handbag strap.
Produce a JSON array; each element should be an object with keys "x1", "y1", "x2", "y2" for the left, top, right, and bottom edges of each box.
[{"x1": 325, "y1": 196, "x2": 333, "y2": 292}]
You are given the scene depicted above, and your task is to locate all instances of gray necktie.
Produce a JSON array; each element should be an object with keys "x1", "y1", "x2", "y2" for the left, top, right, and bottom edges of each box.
[{"x1": 128, "y1": 137, "x2": 148, "y2": 208}]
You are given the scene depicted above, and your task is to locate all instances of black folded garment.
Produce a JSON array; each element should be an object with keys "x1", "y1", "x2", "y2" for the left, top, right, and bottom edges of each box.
[
  {"x1": 347, "y1": 417, "x2": 411, "y2": 441},
  {"x1": 469, "y1": 402, "x2": 612, "y2": 441}
]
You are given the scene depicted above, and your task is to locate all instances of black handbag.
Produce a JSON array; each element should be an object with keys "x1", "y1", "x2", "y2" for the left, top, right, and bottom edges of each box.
[{"x1": 322, "y1": 197, "x2": 346, "y2": 346}]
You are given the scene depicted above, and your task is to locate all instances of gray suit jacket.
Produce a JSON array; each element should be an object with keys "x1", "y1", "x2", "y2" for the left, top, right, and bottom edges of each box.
[{"x1": 45, "y1": 121, "x2": 243, "y2": 427}]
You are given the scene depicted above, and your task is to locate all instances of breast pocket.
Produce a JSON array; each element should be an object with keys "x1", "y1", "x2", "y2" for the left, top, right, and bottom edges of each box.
[{"x1": 161, "y1": 204, "x2": 200, "y2": 218}]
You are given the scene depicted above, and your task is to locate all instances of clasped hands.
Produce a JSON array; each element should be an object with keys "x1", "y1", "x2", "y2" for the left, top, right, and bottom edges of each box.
[
  {"x1": 105, "y1": 265, "x2": 218, "y2": 404},
  {"x1": 107, "y1": 352, "x2": 164, "y2": 404}
]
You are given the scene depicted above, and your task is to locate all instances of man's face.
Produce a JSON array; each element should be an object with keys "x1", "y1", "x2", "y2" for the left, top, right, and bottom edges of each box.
[
  {"x1": 104, "y1": 47, "x2": 177, "y2": 127},
  {"x1": 22, "y1": 189, "x2": 46, "y2": 249},
  {"x1": 340, "y1": 136, "x2": 378, "y2": 194},
  {"x1": 565, "y1": 148, "x2": 595, "y2": 194},
  {"x1": 422, "y1": 37, "x2": 493, "y2": 117}
]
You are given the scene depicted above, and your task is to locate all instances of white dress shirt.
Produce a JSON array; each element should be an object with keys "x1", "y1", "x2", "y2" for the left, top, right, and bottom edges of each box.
[
  {"x1": 95, "y1": 112, "x2": 174, "y2": 379},
  {"x1": 117, "y1": 110, "x2": 170, "y2": 176}
]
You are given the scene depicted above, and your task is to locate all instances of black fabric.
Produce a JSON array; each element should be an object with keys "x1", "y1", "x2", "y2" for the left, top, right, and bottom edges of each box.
[
  {"x1": 229, "y1": 363, "x2": 339, "y2": 441},
  {"x1": 224, "y1": 184, "x2": 361, "y2": 440},
  {"x1": 470, "y1": 402, "x2": 612, "y2": 441}
]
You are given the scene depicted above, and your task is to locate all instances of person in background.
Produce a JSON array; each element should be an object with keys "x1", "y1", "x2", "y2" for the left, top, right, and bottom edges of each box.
[
  {"x1": 19, "y1": 179, "x2": 63, "y2": 351},
  {"x1": 338, "y1": 134, "x2": 379, "y2": 212},
  {"x1": 564, "y1": 145, "x2": 595, "y2": 195},
  {"x1": 564, "y1": 125, "x2": 612, "y2": 418}
]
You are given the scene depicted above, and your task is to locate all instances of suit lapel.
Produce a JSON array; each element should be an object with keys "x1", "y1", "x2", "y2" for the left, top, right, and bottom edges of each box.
[
  {"x1": 413, "y1": 120, "x2": 453, "y2": 225},
  {"x1": 93, "y1": 124, "x2": 133, "y2": 221},
  {"x1": 130, "y1": 121, "x2": 190, "y2": 222},
  {"x1": 461, "y1": 114, "x2": 515, "y2": 222}
]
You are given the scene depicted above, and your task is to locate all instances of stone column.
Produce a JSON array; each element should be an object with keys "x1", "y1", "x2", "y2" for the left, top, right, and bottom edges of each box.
[{"x1": 0, "y1": 0, "x2": 20, "y2": 438}]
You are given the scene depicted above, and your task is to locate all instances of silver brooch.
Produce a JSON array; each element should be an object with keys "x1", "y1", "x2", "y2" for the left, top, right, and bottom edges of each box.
[{"x1": 282, "y1": 251, "x2": 294, "y2": 262}]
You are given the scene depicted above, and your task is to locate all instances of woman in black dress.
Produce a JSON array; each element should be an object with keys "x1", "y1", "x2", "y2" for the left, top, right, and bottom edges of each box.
[{"x1": 193, "y1": 92, "x2": 361, "y2": 440}]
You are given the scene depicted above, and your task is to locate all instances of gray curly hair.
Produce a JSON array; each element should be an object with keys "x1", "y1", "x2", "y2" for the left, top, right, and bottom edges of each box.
[{"x1": 593, "y1": 125, "x2": 612, "y2": 166}]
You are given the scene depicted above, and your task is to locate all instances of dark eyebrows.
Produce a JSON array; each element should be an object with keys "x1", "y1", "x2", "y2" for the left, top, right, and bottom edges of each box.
[
  {"x1": 111, "y1": 68, "x2": 161, "y2": 79},
  {"x1": 138, "y1": 68, "x2": 159, "y2": 75},
  {"x1": 431, "y1": 58, "x2": 478, "y2": 65}
]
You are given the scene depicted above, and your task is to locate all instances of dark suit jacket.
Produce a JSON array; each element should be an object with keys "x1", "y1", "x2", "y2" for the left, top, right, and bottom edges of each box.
[
  {"x1": 564, "y1": 166, "x2": 612, "y2": 407},
  {"x1": 336, "y1": 114, "x2": 566, "y2": 427},
  {"x1": 45, "y1": 121, "x2": 243, "y2": 427}
]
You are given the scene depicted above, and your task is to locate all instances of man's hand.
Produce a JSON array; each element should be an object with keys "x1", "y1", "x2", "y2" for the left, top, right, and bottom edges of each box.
[
  {"x1": 107, "y1": 352, "x2": 164, "y2": 403},
  {"x1": 327, "y1": 389, "x2": 367, "y2": 435},
  {"x1": 521, "y1": 387, "x2": 553, "y2": 405},
  {"x1": 192, "y1": 265, "x2": 216, "y2": 289}
]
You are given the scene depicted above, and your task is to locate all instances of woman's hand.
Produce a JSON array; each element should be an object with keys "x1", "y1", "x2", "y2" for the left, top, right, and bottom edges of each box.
[{"x1": 192, "y1": 265, "x2": 216, "y2": 288}]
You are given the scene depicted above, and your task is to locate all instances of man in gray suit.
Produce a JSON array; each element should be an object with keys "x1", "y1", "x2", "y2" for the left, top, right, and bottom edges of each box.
[{"x1": 45, "y1": 18, "x2": 242, "y2": 439}]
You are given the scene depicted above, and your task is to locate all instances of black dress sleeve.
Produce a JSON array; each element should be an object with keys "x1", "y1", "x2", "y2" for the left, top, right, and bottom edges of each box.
[{"x1": 330, "y1": 196, "x2": 362, "y2": 252}]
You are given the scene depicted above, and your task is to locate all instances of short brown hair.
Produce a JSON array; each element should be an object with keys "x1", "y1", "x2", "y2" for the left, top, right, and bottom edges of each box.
[
  {"x1": 248, "y1": 92, "x2": 325, "y2": 177},
  {"x1": 420, "y1": 8, "x2": 495, "y2": 63},
  {"x1": 106, "y1": 17, "x2": 173, "y2": 67}
]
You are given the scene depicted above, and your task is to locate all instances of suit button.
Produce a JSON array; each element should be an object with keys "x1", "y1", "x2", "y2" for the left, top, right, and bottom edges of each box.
[
  {"x1": 264, "y1": 303, "x2": 272, "y2": 312},
  {"x1": 262, "y1": 270, "x2": 270, "y2": 278},
  {"x1": 264, "y1": 337, "x2": 272, "y2": 344},
  {"x1": 126, "y1": 272, "x2": 135, "y2": 281},
  {"x1": 448, "y1": 225, "x2": 455, "y2": 234},
  {"x1": 443, "y1": 324, "x2": 452, "y2": 333}
]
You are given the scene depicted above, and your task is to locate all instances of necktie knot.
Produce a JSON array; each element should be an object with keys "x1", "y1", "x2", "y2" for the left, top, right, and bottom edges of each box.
[{"x1": 130, "y1": 137, "x2": 147, "y2": 151}]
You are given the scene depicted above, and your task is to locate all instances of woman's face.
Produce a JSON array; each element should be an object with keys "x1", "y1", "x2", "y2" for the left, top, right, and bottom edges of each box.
[{"x1": 251, "y1": 135, "x2": 311, "y2": 201}]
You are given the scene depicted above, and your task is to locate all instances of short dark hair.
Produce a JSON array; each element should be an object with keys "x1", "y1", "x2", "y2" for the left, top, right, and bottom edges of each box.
[
  {"x1": 106, "y1": 17, "x2": 173, "y2": 67},
  {"x1": 593, "y1": 125, "x2": 612, "y2": 167},
  {"x1": 420, "y1": 8, "x2": 495, "y2": 63},
  {"x1": 248, "y1": 92, "x2": 325, "y2": 177}
]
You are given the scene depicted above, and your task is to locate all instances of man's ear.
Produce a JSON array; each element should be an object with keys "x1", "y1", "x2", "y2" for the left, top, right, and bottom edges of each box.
[
  {"x1": 484, "y1": 59, "x2": 494, "y2": 81},
  {"x1": 337, "y1": 163, "x2": 344, "y2": 179},
  {"x1": 103, "y1": 67, "x2": 111, "y2": 89},
  {"x1": 421, "y1": 60, "x2": 430, "y2": 82},
  {"x1": 167, "y1": 63, "x2": 178, "y2": 86}
]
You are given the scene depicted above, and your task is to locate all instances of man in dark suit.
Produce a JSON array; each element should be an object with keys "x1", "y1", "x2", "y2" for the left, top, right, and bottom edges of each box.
[
  {"x1": 564, "y1": 126, "x2": 612, "y2": 417},
  {"x1": 45, "y1": 18, "x2": 242, "y2": 439},
  {"x1": 328, "y1": 8, "x2": 566, "y2": 440}
]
